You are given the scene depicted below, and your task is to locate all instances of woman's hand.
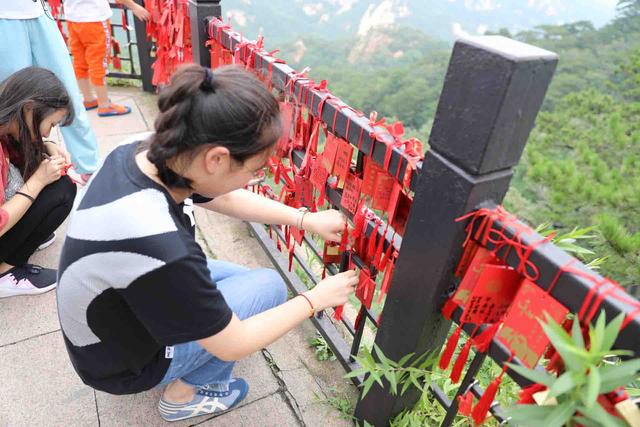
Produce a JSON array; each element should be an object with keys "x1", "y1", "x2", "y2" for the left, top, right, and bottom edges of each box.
[
  {"x1": 31, "y1": 156, "x2": 66, "y2": 187},
  {"x1": 44, "y1": 141, "x2": 71, "y2": 164},
  {"x1": 307, "y1": 270, "x2": 358, "y2": 311},
  {"x1": 302, "y1": 209, "x2": 346, "y2": 242}
]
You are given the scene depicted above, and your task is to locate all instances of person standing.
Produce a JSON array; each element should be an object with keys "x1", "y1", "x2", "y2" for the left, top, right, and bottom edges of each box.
[
  {"x1": 0, "y1": 0, "x2": 100, "y2": 181},
  {"x1": 64, "y1": 0, "x2": 150, "y2": 116}
]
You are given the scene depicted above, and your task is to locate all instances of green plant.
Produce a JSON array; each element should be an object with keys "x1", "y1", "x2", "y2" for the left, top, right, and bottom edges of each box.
[
  {"x1": 313, "y1": 389, "x2": 354, "y2": 420},
  {"x1": 504, "y1": 311, "x2": 640, "y2": 427},
  {"x1": 345, "y1": 344, "x2": 440, "y2": 399},
  {"x1": 308, "y1": 334, "x2": 337, "y2": 362}
]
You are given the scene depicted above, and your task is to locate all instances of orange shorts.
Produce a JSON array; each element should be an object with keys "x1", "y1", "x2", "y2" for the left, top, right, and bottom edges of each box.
[{"x1": 67, "y1": 20, "x2": 111, "y2": 86}]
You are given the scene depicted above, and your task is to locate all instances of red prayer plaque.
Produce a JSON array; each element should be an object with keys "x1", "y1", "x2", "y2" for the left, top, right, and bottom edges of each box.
[
  {"x1": 388, "y1": 184, "x2": 412, "y2": 234},
  {"x1": 356, "y1": 269, "x2": 376, "y2": 309},
  {"x1": 309, "y1": 156, "x2": 329, "y2": 192},
  {"x1": 371, "y1": 172, "x2": 395, "y2": 211},
  {"x1": 333, "y1": 139, "x2": 353, "y2": 188},
  {"x1": 322, "y1": 134, "x2": 339, "y2": 174},
  {"x1": 460, "y1": 264, "x2": 522, "y2": 324},
  {"x1": 455, "y1": 241, "x2": 480, "y2": 278},
  {"x1": 295, "y1": 174, "x2": 314, "y2": 208},
  {"x1": 341, "y1": 173, "x2": 362, "y2": 215},
  {"x1": 361, "y1": 158, "x2": 384, "y2": 197},
  {"x1": 497, "y1": 280, "x2": 569, "y2": 368},
  {"x1": 452, "y1": 247, "x2": 498, "y2": 306}
]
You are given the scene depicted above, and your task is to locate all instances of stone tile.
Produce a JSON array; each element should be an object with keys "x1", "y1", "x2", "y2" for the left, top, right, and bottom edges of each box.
[
  {"x1": 301, "y1": 402, "x2": 354, "y2": 427},
  {"x1": 0, "y1": 219, "x2": 68, "y2": 346},
  {"x1": 279, "y1": 368, "x2": 325, "y2": 409},
  {"x1": 197, "y1": 393, "x2": 300, "y2": 427},
  {"x1": 96, "y1": 352, "x2": 280, "y2": 427},
  {"x1": 86, "y1": 93, "x2": 150, "y2": 138},
  {"x1": 194, "y1": 208, "x2": 272, "y2": 269},
  {"x1": 0, "y1": 331, "x2": 97, "y2": 426}
]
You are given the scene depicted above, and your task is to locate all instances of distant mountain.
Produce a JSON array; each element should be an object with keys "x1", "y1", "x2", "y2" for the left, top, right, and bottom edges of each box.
[{"x1": 218, "y1": 0, "x2": 618, "y2": 43}]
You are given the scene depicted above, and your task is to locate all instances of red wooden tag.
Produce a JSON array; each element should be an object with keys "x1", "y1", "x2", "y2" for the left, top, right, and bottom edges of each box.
[
  {"x1": 322, "y1": 133, "x2": 339, "y2": 174},
  {"x1": 356, "y1": 269, "x2": 376, "y2": 309},
  {"x1": 452, "y1": 247, "x2": 499, "y2": 307},
  {"x1": 461, "y1": 264, "x2": 522, "y2": 325},
  {"x1": 361, "y1": 158, "x2": 383, "y2": 197},
  {"x1": 295, "y1": 174, "x2": 314, "y2": 208},
  {"x1": 333, "y1": 138, "x2": 353, "y2": 188},
  {"x1": 388, "y1": 185, "x2": 412, "y2": 235},
  {"x1": 371, "y1": 172, "x2": 395, "y2": 211},
  {"x1": 341, "y1": 173, "x2": 362, "y2": 215},
  {"x1": 322, "y1": 241, "x2": 341, "y2": 264},
  {"x1": 277, "y1": 102, "x2": 294, "y2": 157},
  {"x1": 310, "y1": 156, "x2": 329, "y2": 192},
  {"x1": 497, "y1": 280, "x2": 569, "y2": 368}
]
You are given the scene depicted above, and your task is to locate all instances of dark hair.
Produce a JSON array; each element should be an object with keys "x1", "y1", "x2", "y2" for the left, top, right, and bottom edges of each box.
[
  {"x1": 0, "y1": 67, "x2": 74, "y2": 180},
  {"x1": 147, "y1": 64, "x2": 281, "y2": 189}
]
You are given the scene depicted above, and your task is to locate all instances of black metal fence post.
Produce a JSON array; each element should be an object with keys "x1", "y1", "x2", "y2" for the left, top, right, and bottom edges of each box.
[
  {"x1": 354, "y1": 36, "x2": 558, "y2": 425},
  {"x1": 188, "y1": 0, "x2": 222, "y2": 68},
  {"x1": 132, "y1": 0, "x2": 155, "y2": 92}
]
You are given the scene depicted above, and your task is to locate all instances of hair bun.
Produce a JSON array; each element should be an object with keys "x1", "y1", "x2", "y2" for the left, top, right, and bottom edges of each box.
[{"x1": 200, "y1": 68, "x2": 216, "y2": 93}]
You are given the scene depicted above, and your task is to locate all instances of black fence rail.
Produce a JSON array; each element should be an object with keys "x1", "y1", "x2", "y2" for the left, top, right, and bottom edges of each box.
[{"x1": 180, "y1": 1, "x2": 640, "y2": 425}]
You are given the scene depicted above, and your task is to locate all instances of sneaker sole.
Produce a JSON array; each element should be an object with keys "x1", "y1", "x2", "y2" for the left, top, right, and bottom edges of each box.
[
  {"x1": 158, "y1": 405, "x2": 234, "y2": 423},
  {"x1": 37, "y1": 237, "x2": 56, "y2": 251},
  {"x1": 0, "y1": 282, "x2": 57, "y2": 298}
]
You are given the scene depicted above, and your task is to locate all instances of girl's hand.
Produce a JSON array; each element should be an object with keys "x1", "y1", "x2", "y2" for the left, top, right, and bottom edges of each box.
[
  {"x1": 32, "y1": 156, "x2": 66, "y2": 187},
  {"x1": 44, "y1": 141, "x2": 71, "y2": 164},
  {"x1": 307, "y1": 270, "x2": 358, "y2": 311},
  {"x1": 132, "y1": 4, "x2": 151, "y2": 21},
  {"x1": 302, "y1": 209, "x2": 346, "y2": 242}
]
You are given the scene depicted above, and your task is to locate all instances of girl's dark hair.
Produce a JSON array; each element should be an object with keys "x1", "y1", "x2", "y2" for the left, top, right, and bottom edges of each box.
[
  {"x1": 147, "y1": 64, "x2": 281, "y2": 189},
  {"x1": 0, "y1": 67, "x2": 74, "y2": 180}
]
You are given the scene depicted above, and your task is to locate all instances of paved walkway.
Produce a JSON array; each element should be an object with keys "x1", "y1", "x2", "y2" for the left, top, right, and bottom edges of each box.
[{"x1": 0, "y1": 87, "x2": 356, "y2": 427}]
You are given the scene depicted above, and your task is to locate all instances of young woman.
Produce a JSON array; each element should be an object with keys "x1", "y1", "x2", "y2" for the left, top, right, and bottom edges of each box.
[
  {"x1": 57, "y1": 64, "x2": 357, "y2": 422},
  {"x1": 0, "y1": 67, "x2": 77, "y2": 298}
]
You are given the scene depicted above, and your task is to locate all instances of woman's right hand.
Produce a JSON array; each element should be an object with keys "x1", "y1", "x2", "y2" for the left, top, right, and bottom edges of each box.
[
  {"x1": 32, "y1": 156, "x2": 66, "y2": 187},
  {"x1": 308, "y1": 269, "x2": 358, "y2": 311}
]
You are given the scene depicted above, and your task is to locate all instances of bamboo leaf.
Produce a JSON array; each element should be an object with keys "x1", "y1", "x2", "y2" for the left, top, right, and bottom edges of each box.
[
  {"x1": 578, "y1": 403, "x2": 628, "y2": 427},
  {"x1": 502, "y1": 404, "x2": 555, "y2": 427},
  {"x1": 571, "y1": 317, "x2": 585, "y2": 349}
]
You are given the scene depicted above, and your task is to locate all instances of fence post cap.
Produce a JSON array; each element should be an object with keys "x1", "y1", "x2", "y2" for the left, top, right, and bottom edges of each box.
[{"x1": 458, "y1": 35, "x2": 558, "y2": 61}]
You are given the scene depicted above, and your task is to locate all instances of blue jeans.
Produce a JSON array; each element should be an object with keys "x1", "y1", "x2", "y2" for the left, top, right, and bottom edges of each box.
[
  {"x1": 158, "y1": 259, "x2": 287, "y2": 388},
  {"x1": 0, "y1": 15, "x2": 100, "y2": 174}
]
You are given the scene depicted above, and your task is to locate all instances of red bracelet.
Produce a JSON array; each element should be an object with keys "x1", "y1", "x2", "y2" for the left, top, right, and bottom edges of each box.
[{"x1": 299, "y1": 293, "x2": 315, "y2": 318}]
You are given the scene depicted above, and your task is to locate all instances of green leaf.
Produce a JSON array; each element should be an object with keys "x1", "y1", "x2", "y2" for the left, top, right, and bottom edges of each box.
[
  {"x1": 361, "y1": 376, "x2": 375, "y2": 398},
  {"x1": 543, "y1": 401, "x2": 577, "y2": 427},
  {"x1": 599, "y1": 359, "x2": 640, "y2": 392},
  {"x1": 502, "y1": 404, "x2": 555, "y2": 427},
  {"x1": 574, "y1": 416, "x2": 608, "y2": 427},
  {"x1": 383, "y1": 370, "x2": 398, "y2": 395},
  {"x1": 397, "y1": 352, "x2": 415, "y2": 367},
  {"x1": 571, "y1": 317, "x2": 585, "y2": 349},
  {"x1": 547, "y1": 371, "x2": 581, "y2": 398},
  {"x1": 583, "y1": 366, "x2": 601, "y2": 409},
  {"x1": 578, "y1": 402, "x2": 628, "y2": 427},
  {"x1": 344, "y1": 368, "x2": 369, "y2": 379},
  {"x1": 589, "y1": 311, "x2": 607, "y2": 355},
  {"x1": 507, "y1": 363, "x2": 556, "y2": 387},
  {"x1": 542, "y1": 316, "x2": 588, "y2": 369},
  {"x1": 601, "y1": 312, "x2": 625, "y2": 353}
]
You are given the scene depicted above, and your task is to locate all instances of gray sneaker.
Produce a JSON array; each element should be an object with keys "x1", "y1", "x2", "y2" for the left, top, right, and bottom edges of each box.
[{"x1": 158, "y1": 378, "x2": 249, "y2": 422}]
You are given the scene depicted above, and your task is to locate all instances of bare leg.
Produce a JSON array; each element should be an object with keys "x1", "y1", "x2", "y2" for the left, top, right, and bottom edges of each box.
[
  {"x1": 77, "y1": 78, "x2": 94, "y2": 103},
  {"x1": 95, "y1": 85, "x2": 110, "y2": 109},
  {"x1": 162, "y1": 379, "x2": 196, "y2": 404},
  {"x1": 0, "y1": 262, "x2": 15, "y2": 275}
]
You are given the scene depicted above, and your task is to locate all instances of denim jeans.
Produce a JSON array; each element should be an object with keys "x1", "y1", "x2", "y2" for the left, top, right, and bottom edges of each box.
[{"x1": 157, "y1": 259, "x2": 287, "y2": 388}]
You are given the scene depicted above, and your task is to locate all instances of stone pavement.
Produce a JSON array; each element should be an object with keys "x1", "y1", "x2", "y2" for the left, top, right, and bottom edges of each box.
[{"x1": 0, "y1": 87, "x2": 356, "y2": 427}]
